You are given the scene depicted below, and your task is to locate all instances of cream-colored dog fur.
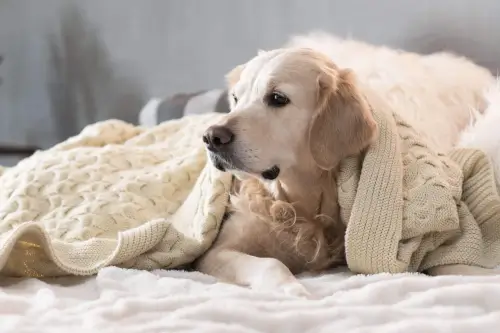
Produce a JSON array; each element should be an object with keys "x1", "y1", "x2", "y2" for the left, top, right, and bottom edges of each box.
[
  {"x1": 459, "y1": 81, "x2": 500, "y2": 186},
  {"x1": 287, "y1": 31, "x2": 495, "y2": 152}
]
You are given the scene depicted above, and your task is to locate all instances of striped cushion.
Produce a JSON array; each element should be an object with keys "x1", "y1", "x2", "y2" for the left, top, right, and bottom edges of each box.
[{"x1": 139, "y1": 89, "x2": 230, "y2": 127}]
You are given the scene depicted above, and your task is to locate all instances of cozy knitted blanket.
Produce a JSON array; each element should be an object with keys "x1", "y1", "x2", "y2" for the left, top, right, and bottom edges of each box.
[
  {"x1": 0, "y1": 114, "x2": 232, "y2": 277},
  {"x1": 2, "y1": 108, "x2": 500, "y2": 278},
  {"x1": 339, "y1": 94, "x2": 500, "y2": 274}
]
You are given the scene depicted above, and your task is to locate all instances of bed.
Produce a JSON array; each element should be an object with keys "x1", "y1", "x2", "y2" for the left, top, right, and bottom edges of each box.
[
  {"x1": 3, "y1": 266, "x2": 500, "y2": 331},
  {"x1": 3, "y1": 83, "x2": 500, "y2": 332}
]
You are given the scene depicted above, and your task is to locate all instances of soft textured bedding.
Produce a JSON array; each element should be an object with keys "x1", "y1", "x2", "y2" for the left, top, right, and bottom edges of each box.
[
  {"x1": 0, "y1": 114, "x2": 231, "y2": 277},
  {"x1": 338, "y1": 90, "x2": 500, "y2": 274},
  {"x1": 3, "y1": 266, "x2": 500, "y2": 332}
]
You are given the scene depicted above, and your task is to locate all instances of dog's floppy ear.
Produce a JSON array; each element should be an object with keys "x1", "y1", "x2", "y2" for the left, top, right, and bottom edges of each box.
[
  {"x1": 309, "y1": 68, "x2": 377, "y2": 170},
  {"x1": 225, "y1": 64, "x2": 245, "y2": 88}
]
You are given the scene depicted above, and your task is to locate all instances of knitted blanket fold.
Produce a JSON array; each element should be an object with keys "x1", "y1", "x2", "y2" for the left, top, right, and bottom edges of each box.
[
  {"x1": 338, "y1": 101, "x2": 500, "y2": 274},
  {"x1": 0, "y1": 114, "x2": 232, "y2": 277}
]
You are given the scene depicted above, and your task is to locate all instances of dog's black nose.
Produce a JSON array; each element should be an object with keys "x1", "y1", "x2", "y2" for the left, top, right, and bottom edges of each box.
[{"x1": 203, "y1": 125, "x2": 234, "y2": 151}]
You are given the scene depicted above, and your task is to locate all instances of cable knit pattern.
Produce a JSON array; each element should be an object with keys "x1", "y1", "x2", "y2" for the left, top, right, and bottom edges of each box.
[
  {"x1": 339, "y1": 104, "x2": 500, "y2": 274},
  {"x1": 0, "y1": 113, "x2": 232, "y2": 277}
]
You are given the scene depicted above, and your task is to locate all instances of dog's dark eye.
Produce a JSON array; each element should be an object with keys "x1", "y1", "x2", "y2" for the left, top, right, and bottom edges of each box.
[
  {"x1": 232, "y1": 93, "x2": 238, "y2": 104},
  {"x1": 267, "y1": 91, "x2": 289, "y2": 107}
]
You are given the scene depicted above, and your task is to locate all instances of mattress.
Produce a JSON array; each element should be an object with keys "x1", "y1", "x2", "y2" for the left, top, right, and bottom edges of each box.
[{"x1": 2, "y1": 267, "x2": 500, "y2": 332}]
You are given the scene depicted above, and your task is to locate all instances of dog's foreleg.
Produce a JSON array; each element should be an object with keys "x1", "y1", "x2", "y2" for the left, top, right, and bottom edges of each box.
[{"x1": 195, "y1": 249, "x2": 311, "y2": 298}]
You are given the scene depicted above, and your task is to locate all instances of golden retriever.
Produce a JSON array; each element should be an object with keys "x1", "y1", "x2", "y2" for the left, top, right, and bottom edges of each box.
[{"x1": 194, "y1": 47, "x2": 496, "y2": 297}]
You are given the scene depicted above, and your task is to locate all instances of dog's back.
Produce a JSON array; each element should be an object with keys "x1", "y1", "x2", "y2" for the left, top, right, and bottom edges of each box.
[
  {"x1": 458, "y1": 82, "x2": 500, "y2": 187},
  {"x1": 287, "y1": 31, "x2": 495, "y2": 152}
]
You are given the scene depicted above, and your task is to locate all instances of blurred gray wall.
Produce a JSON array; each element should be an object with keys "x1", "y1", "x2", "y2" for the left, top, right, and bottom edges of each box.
[{"x1": 1, "y1": 0, "x2": 499, "y2": 161}]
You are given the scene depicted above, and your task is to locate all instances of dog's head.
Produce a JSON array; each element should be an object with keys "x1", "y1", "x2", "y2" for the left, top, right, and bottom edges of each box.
[{"x1": 203, "y1": 48, "x2": 377, "y2": 180}]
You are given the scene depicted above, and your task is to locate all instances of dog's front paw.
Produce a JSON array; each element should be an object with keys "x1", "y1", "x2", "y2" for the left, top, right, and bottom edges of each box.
[
  {"x1": 248, "y1": 257, "x2": 314, "y2": 298},
  {"x1": 253, "y1": 278, "x2": 312, "y2": 298},
  {"x1": 280, "y1": 281, "x2": 313, "y2": 299}
]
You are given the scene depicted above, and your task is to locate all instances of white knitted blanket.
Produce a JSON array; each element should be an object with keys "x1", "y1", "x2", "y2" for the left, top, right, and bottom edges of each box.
[{"x1": 0, "y1": 113, "x2": 232, "y2": 277}]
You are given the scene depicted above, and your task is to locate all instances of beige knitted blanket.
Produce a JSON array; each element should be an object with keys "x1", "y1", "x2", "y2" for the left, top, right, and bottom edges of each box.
[
  {"x1": 338, "y1": 101, "x2": 500, "y2": 274},
  {"x1": 2, "y1": 108, "x2": 499, "y2": 278},
  {"x1": 0, "y1": 114, "x2": 232, "y2": 277}
]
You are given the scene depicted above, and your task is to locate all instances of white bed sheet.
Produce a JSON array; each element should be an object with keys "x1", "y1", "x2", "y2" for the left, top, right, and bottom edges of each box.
[{"x1": 2, "y1": 267, "x2": 500, "y2": 333}]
